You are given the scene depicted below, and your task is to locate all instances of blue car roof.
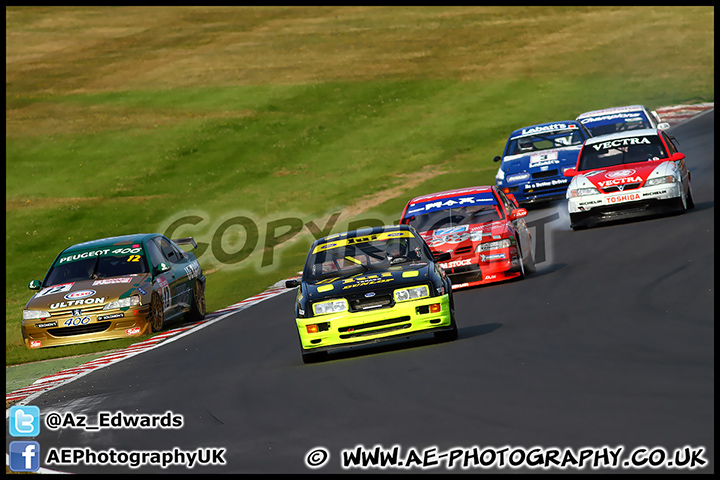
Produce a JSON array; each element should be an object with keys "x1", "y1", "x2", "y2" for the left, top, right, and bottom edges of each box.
[{"x1": 509, "y1": 120, "x2": 582, "y2": 140}]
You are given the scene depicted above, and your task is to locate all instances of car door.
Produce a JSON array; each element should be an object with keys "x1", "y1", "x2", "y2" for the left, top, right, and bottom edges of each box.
[
  {"x1": 661, "y1": 131, "x2": 689, "y2": 187},
  {"x1": 149, "y1": 236, "x2": 188, "y2": 319},
  {"x1": 497, "y1": 189, "x2": 532, "y2": 257}
]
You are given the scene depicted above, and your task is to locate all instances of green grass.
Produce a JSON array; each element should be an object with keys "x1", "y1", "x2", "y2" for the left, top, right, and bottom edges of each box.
[{"x1": 5, "y1": 6, "x2": 714, "y2": 365}]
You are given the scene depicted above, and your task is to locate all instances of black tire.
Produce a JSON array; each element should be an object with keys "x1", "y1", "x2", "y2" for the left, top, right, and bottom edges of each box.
[
  {"x1": 434, "y1": 296, "x2": 458, "y2": 342},
  {"x1": 150, "y1": 292, "x2": 165, "y2": 333},
  {"x1": 523, "y1": 245, "x2": 536, "y2": 274},
  {"x1": 187, "y1": 279, "x2": 206, "y2": 322},
  {"x1": 687, "y1": 183, "x2": 695, "y2": 209}
]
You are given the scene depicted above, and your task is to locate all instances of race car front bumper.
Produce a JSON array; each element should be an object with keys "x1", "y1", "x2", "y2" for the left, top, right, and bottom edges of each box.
[
  {"x1": 22, "y1": 305, "x2": 153, "y2": 349},
  {"x1": 296, "y1": 294, "x2": 453, "y2": 353},
  {"x1": 567, "y1": 182, "x2": 683, "y2": 228}
]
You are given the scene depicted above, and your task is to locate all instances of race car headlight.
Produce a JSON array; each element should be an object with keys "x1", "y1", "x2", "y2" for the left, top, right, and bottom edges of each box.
[
  {"x1": 495, "y1": 168, "x2": 505, "y2": 181},
  {"x1": 312, "y1": 299, "x2": 348, "y2": 316},
  {"x1": 394, "y1": 285, "x2": 429, "y2": 302},
  {"x1": 569, "y1": 187, "x2": 600, "y2": 198},
  {"x1": 103, "y1": 295, "x2": 141, "y2": 310},
  {"x1": 23, "y1": 309, "x2": 51, "y2": 320},
  {"x1": 476, "y1": 238, "x2": 511, "y2": 252},
  {"x1": 645, "y1": 175, "x2": 676, "y2": 187}
]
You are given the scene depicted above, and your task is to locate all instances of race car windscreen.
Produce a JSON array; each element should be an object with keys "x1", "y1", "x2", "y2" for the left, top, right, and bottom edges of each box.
[
  {"x1": 577, "y1": 135, "x2": 668, "y2": 171},
  {"x1": 510, "y1": 127, "x2": 583, "y2": 156},
  {"x1": 406, "y1": 204, "x2": 503, "y2": 233},
  {"x1": 307, "y1": 233, "x2": 429, "y2": 281},
  {"x1": 44, "y1": 247, "x2": 148, "y2": 286}
]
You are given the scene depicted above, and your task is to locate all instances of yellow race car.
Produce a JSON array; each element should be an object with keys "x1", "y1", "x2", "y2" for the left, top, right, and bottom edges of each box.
[
  {"x1": 286, "y1": 224, "x2": 457, "y2": 363},
  {"x1": 21, "y1": 233, "x2": 206, "y2": 349}
]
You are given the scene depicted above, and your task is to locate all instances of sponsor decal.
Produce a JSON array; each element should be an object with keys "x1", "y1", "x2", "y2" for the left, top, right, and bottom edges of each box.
[
  {"x1": 591, "y1": 136, "x2": 651, "y2": 151},
  {"x1": 56, "y1": 247, "x2": 143, "y2": 265},
  {"x1": 435, "y1": 225, "x2": 468, "y2": 236},
  {"x1": 642, "y1": 190, "x2": 667, "y2": 197},
  {"x1": 484, "y1": 274, "x2": 497, "y2": 281},
  {"x1": 30, "y1": 341, "x2": 41, "y2": 348},
  {"x1": 531, "y1": 178, "x2": 569, "y2": 188},
  {"x1": 341, "y1": 272, "x2": 394, "y2": 290},
  {"x1": 92, "y1": 277, "x2": 133, "y2": 286},
  {"x1": 579, "y1": 112, "x2": 643, "y2": 124},
  {"x1": 126, "y1": 327, "x2": 142, "y2": 336},
  {"x1": 529, "y1": 151, "x2": 559, "y2": 166},
  {"x1": 184, "y1": 260, "x2": 201, "y2": 280},
  {"x1": 50, "y1": 297, "x2": 106, "y2": 310},
  {"x1": 481, "y1": 253, "x2": 506, "y2": 262},
  {"x1": 137, "y1": 287, "x2": 147, "y2": 295},
  {"x1": 64, "y1": 290, "x2": 96, "y2": 300},
  {"x1": 521, "y1": 123, "x2": 573, "y2": 135},
  {"x1": 439, "y1": 259, "x2": 473, "y2": 269},
  {"x1": 35, "y1": 283, "x2": 74, "y2": 298},
  {"x1": 35, "y1": 321, "x2": 57, "y2": 329},
  {"x1": 98, "y1": 313, "x2": 125, "y2": 321},
  {"x1": 598, "y1": 176, "x2": 642, "y2": 188},
  {"x1": 605, "y1": 193, "x2": 641, "y2": 204},
  {"x1": 605, "y1": 169, "x2": 637, "y2": 179}
]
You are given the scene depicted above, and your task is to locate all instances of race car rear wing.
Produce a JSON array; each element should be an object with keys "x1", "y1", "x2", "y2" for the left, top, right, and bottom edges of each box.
[{"x1": 172, "y1": 237, "x2": 198, "y2": 249}]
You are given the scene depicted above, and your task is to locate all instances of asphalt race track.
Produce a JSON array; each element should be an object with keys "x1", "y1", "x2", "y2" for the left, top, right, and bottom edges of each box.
[{"x1": 7, "y1": 110, "x2": 713, "y2": 474}]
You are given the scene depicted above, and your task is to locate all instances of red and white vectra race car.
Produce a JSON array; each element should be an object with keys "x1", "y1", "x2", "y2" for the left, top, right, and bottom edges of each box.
[
  {"x1": 563, "y1": 128, "x2": 694, "y2": 230},
  {"x1": 399, "y1": 186, "x2": 535, "y2": 290}
]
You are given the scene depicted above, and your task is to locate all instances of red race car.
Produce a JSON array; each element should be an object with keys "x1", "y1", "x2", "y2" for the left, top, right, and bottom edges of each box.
[{"x1": 399, "y1": 186, "x2": 535, "y2": 290}]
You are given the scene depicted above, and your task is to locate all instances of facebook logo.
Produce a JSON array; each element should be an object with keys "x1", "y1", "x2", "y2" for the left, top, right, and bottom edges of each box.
[
  {"x1": 9, "y1": 441, "x2": 41, "y2": 472},
  {"x1": 9, "y1": 405, "x2": 40, "y2": 437}
]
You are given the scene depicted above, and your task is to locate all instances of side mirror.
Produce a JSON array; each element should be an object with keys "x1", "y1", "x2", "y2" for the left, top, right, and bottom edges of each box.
[
  {"x1": 658, "y1": 122, "x2": 670, "y2": 130},
  {"x1": 509, "y1": 208, "x2": 527, "y2": 220},
  {"x1": 285, "y1": 279, "x2": 300, "y2": 288},
  {"x1": 493, "y1": 155, "x2": 502, "y2": 163},
  {"x1": 28, "y1": 280, "x2": 41, "y2": 290},
  {"x1": 156, "y1": 262, "x2": 171, "y2": 275},
  {"x1": 434, "y1": 252, "x2": 451, "y2": 262},
  {"x1": 563, "y1": 168, "x2": 577, "y2": 177},
  {"x1": 670, "y1": 152, "x2": 686, "y2": 162}
]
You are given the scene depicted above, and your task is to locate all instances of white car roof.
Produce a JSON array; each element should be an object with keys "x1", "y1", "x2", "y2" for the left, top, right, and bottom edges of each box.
[
  {"x1": 576, "y1": 105, "x2": 648, "y2": 120},
  {"x1": 584, "y1": 128, "x2": 660, "y2": 145}
]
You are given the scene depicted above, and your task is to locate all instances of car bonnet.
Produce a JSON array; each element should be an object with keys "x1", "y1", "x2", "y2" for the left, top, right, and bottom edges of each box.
[
  {"x1": 577, "y1": 162, "x2": 667, "y2": 190},
  {"x1": 305, "y1": 263, "x2": 433, "y2": 301},
  {"x1": 25, "y1": 273, "x2": 153, "y2": 311}
]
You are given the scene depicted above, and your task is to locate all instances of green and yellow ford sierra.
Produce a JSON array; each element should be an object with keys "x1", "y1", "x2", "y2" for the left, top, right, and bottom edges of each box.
[{"x1": 286, "y1": 224, "x2": 458, "y2": 363}]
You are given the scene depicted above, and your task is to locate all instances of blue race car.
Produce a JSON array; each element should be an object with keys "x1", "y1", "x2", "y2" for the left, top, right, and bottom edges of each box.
[
  {"x1": 575, "y1": 105, "x2": 670, "y2": 137},
  {"x1": 493, "y1": 120, "x2": 592, "y2": 205}
]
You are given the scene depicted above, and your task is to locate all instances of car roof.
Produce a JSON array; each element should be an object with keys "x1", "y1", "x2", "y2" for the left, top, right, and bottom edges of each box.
[
  {"x1": 583, "y1": 128, "x2": 660, "y2": 145},
  {"x1": 62, "y1": 233, "x2": 159, "y2": 253},
  {"x1": 509, "y1": 120, "x2": 581, "y2": 138},
  {"x1": 405, "y1": 186, "x2": 494, "y2": 205},
  {"x1": 314, "y1": 224, "x2": 413, "y2": 247},
  {"x1": 576, "y1": 105, "x2": 648, "y2": 119}
]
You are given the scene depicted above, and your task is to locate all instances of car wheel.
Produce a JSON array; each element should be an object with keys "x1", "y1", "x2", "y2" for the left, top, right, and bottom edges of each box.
[
  {"x1": 523, "y1": 245, "x2": 536, "y2": 274},
  {"x1": 434, "y1": 298, "x2": 458, "y2": 342},
  {"x1": 150, "y1": 292, "x2": 164, "y2": 332},
  {"x1": 187, "y1": 279, "x2": 206, "y2": 322},
  {"x1": 687, "y1": 183, "x2": 695, "y2": 209}
]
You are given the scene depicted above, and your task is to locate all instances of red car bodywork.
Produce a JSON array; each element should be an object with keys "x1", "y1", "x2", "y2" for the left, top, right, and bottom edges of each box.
[{"x1": 399, "y1": 186, "x2": 534, "y2": 290}]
